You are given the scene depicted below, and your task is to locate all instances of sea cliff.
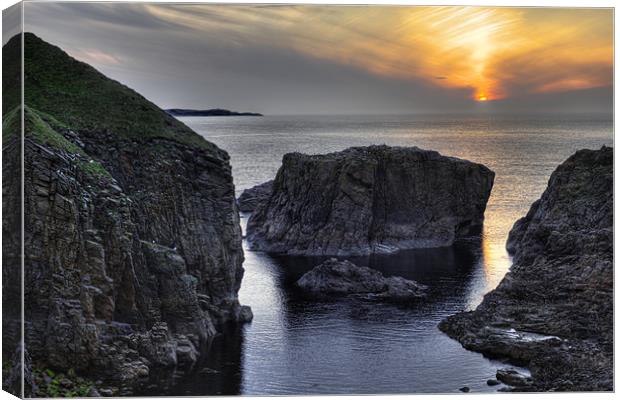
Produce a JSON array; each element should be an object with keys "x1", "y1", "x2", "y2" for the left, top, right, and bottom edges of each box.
[
  {"x1": 3, "y1": 33, "x2": 249, "y2": 396},
  {"x1": 439, "y1": 146, "x2": 613, "y2": 391}
]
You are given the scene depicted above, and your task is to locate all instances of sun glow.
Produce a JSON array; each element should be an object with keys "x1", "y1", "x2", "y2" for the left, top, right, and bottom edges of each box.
[{"x1": 141, "y1": 5, "x2": 613, "y2": 102}]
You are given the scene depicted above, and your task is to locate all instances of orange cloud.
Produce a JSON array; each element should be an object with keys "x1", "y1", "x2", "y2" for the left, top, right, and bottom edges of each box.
[{"x1": 143, "y1": 5, "x2": 613, "y2": 101}]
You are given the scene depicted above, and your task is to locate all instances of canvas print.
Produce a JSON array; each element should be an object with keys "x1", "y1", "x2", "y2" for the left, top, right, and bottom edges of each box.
[{"x1": 1, "y1": 1, "x2": 614, "y2": 397}]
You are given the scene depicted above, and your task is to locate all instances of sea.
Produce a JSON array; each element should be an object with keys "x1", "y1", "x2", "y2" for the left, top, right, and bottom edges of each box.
[{"x1": 153, "y1": 113, "x2": 613, "y2": 395}]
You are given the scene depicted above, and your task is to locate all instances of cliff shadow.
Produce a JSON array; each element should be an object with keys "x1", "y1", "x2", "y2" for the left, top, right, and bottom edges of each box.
[{"x1": 136, "y1": 324, "x2": 245, "y2": 396}]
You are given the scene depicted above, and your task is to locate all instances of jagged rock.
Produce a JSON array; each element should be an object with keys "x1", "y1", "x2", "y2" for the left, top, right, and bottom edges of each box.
[
  {"x1": 247, "y1": 145, "x2": 494, "y2": 256},
  {"x1": 2, "y1": 33, "x2": 251, "y2": 393},
  {"x1": 238, "y1": 305, "x2": 254, "y2": 323},
  {"x1": 486, "y1": 379, "x2": 500, "y2": 386},
  {"x1": 295, "y1": 258, "x2": 426, "y2": 302},
  {"x1": 439, "y1": 147, "x2": 613, "y2": 391},
  {"x1": 236, "y1": 180, "x2": 273, "y2": 212},
  {"x1": 496, "y1": 369, "x2": 533, "y2": 387}
]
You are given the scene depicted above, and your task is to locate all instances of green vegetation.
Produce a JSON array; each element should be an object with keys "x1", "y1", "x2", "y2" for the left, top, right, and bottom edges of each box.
[
  {"x1": 2, "y1": 105, "x2": 20, "y2": 142},
  {"x1": 12, "y1": 32, "x2": 214, "y2": 150},
  {"x1": 2, "y1": 34, "x2": 21, "y2": 114},
  {"x1": 33, "y1": 368, "x2": 94, "y2": 398},
  {"x1": 78, "y1": 159, "x2": 112, "y2": 179},
  {"x1": 22, "y1": 106, "x2": 113, "y2": 179},
  {"x1": 24, "y1": 105, "x2": 84, "y2": 155}
]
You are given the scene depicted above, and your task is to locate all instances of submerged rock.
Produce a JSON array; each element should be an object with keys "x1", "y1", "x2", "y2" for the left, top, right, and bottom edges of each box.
[
  {"x1": 295, "y1": 258, "x2": 426, "y2": 302},
  {"x1": 439, "y1": 147, "x2": 613, "y2": 391},
  {"x1": 237, "y1": 180, "x2": 273, "y2": 213},
  {"x1": 247, "y1": 145, "x2": 494, "y2": 256}
]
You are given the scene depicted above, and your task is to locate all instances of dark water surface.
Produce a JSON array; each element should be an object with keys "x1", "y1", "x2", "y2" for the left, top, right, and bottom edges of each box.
[{"x1": 164, "y1": 114, "x2": 612, "y2": 395}]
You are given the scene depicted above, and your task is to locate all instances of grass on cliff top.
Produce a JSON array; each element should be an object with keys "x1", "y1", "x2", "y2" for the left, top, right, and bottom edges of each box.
[
  {"x1": 3, "y1": 33, "x2": 215, "y2": 151},
  {"x1": 23, "y1": 105, "x2": 112, "y2": 179},
  {"x1": 2, "y1": 105, "x2": 21, "y2": 142},
  {"x1": 24, "y1": 105, "x2": 84, "y2": 155}
]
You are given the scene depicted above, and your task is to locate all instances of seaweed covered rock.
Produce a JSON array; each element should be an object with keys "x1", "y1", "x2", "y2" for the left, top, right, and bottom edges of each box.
[
  {"x1": 247, "y1": 145, "x2": 494, "y2": 256},
  {"x1": 439, "y1": 146, "x2": 613, "y2": 391}
]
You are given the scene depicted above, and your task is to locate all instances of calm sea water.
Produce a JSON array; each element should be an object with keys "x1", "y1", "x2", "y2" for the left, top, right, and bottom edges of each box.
[{"x1": 161, "y1": 114, "x2": 613, "y2": 395}]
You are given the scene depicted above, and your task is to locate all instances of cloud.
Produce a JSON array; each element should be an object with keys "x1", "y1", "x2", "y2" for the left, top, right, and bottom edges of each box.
[
  {"x1": 68, "y1": 48, "x2": 122, "y2": 66},
  {"x1": 2, "y1": 3, "x2": 21, "y2": 44},
  {"x1": 129, "y1": 5, "x2": 612, "y2": 101},
  {"x1": 20, "y1": 3, "x2": 613, "y2": 114}
]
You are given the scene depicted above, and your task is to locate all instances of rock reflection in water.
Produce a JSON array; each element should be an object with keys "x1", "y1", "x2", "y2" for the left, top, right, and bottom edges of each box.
[{"x1": 147, "y1": 238, "x2": 521, "y2": 395}]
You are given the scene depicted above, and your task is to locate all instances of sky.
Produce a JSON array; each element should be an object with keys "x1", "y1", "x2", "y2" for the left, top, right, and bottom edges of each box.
[{"x1": 15, "y1": 2, "x2": 614, "y2": 115}]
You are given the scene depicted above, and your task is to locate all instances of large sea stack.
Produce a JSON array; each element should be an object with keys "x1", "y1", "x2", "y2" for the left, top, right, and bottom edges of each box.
[
  {"x1": 247, "y1": 145, "x2": 494, "y2": 256},
  {"x1": 2, "y1": 33, "x2": 249, "y2": 395},
  {"x1": 439, "y1": 146, "x2": 613, "y2": 391}
]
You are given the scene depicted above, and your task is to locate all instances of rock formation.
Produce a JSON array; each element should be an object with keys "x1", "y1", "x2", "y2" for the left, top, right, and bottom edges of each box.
[
  {"x1": 166, "y1": 108, "x2": 263, "y2": 117},
  {"x1": 296, "y1": 258, "x2": 427, "y2": 302},
  {"x1": 3, "y1": 33, "x2": 249, "y2": 394},
  {"x1": 439, "y1": 146, "x2": 613, "y2": 391},
  {"x1": 247, "y1": 145, "x2": 494, "y2": 256},
  {"x1": 237, "y1": 180, "x2": 274, "y2": 213}
]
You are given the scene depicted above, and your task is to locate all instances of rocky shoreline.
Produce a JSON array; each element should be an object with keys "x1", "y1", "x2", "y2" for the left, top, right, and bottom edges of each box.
[{"x1": 439, "y1": 146, "x2": 613, "y2": 391}]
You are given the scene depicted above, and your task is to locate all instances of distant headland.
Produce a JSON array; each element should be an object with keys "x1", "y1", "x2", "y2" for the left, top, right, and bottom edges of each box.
[{"x1": 165, "y1": 108, "x2": 263, "y2": 117}]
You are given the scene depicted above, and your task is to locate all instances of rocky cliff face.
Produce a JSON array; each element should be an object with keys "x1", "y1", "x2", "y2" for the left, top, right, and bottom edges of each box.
[
  {"x1": 247, "y1": 145, "x2": 494, "y2": 256},
  {"x1": 237, "y1": 180, "x2": 273, "y2": 213},
  {"x1": 3, "y1": 33, "x2": 248, "y2": 394},
  {"x1": 439, "y1": 147, "x2": 613, "y2": 391}
]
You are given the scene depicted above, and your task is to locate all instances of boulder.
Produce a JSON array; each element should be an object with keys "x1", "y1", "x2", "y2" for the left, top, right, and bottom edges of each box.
[
  {"x1": 237, "y1": 180, "x2": 273, "y2": 212},
  {"x1": 439, "y1": 147, "x2": 613, "y2": 391},
  {"x1": 247, "y1": 145, "x2": 494, "y2": 256},
  {"x1": 496, "y1": 369, "x2": 533, "y2": 388},
  {"x1": 295, "y1": 258, "x2": 426, "y2": 302}
]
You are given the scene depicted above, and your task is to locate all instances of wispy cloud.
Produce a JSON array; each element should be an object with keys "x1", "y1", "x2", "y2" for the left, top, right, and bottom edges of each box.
[
  {"x1": 22, "y1": 3, "x2": 612, "y2": 113},
  {"x1": 68, "y1": 48, "x2": 122, "y2": 66},
  {"x1": 137, "y1": 5, "x2": 612, "y2": 101}
]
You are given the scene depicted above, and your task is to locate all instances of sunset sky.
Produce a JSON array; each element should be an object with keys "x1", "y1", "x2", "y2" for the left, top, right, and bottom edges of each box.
[{"x1": 18, "y1": 3, "x2": 614, "y2": 114}]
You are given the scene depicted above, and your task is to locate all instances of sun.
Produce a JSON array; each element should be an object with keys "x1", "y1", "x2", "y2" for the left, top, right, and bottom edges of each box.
[{"x1": 477, "y1": 95, "x2": 488, "y2": 102}]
